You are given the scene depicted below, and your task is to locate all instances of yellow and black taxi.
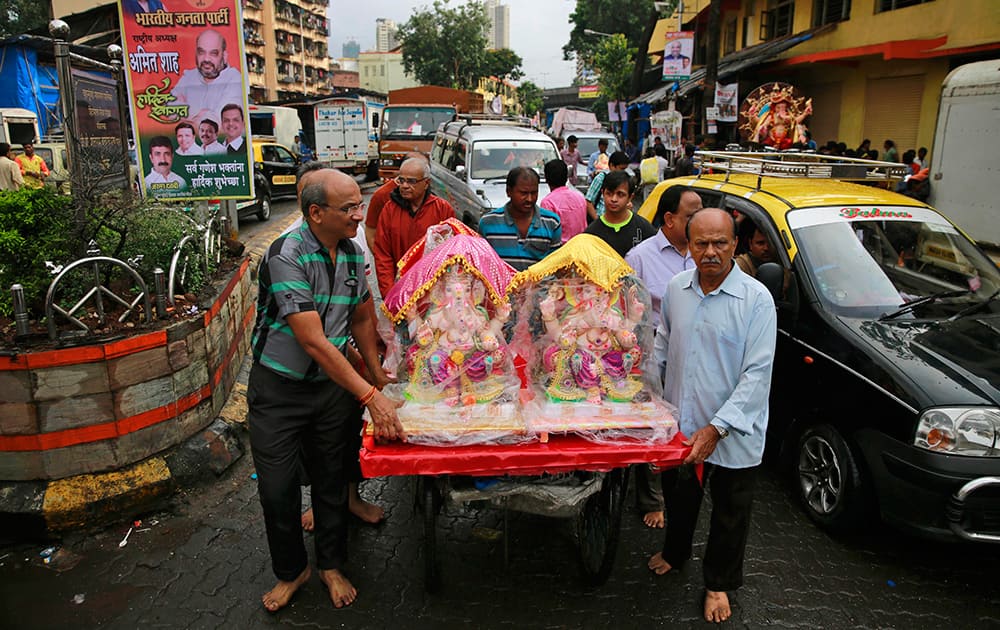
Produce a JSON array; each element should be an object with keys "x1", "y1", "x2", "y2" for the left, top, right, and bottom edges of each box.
[
  {"x1": 237, "y1": 138, "x2": 299, "y2": 223},
  {"x1": 639, "y1": 152, "x2": 1000, "y2": 542}
]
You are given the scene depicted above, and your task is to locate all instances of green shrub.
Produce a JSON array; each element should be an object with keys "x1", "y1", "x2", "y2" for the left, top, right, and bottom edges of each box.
[
  {"x1": 0, "y1": 189, "x2": 215, "y2": 319},
  {"x1": 0, "y1": 188, "x2": 76, "y2": 316}
]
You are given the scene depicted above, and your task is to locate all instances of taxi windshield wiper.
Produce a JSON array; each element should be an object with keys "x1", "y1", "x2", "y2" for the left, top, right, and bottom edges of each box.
[
  {"x1": 947, "y1": 289, "x2": 1000, "y2": 322},
  {"x1": 878, "y1": 289, "x2": 971, "y2": 322}
]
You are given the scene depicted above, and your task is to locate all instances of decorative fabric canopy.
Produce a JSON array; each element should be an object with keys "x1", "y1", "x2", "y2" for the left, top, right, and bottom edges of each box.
[
  {"x1": 508, "y1": 234, "x2": 634, "y2": 293},
  {"x1": 382, "y1": 233, "x2": 517, "y2": 324},
  {"x1": 395, "y1": 218, "x2": 478, "y2": 280}
]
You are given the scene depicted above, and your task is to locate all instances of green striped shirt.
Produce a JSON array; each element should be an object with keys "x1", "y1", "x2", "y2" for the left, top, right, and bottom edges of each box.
[{"x1": 251, "y1": 221, "x2": 370, "y2": 381}]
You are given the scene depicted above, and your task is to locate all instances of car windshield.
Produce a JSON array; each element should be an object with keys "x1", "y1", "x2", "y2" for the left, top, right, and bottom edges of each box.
[
  {"x1": 382, "y1": 107, "x2": 455, "y2": 139},
  {"x1": 788, "y1": 206, "x2": 1000, "y2": 319},
  {"x1": 573, "y1": 136, "x2": 620, "y2": 157},
  {"x1": 469, "y1": 140, "x2": 559, "y2": 180}
]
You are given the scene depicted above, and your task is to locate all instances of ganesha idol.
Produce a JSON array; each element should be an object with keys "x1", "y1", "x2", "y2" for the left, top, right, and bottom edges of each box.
[
  {"x1": 509, "y1": 234, "x2": 649, "y2": 404},
  {"x1": 382, "y1": 233, "x2": 517, "y2": 407}
]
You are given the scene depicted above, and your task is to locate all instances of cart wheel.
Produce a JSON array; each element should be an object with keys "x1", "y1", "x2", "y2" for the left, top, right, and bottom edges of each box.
[
  {"x1": 578, "y1": 468, "x2": 628, "y2": 586},
  {"x1": 422, "y1": 477, "x2": 441, "y2": 592}
]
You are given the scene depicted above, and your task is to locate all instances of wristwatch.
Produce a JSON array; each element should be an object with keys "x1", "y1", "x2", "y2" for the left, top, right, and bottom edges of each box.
[{"x1": 712, "y1": 424, "x2": 729, "y2": 440}]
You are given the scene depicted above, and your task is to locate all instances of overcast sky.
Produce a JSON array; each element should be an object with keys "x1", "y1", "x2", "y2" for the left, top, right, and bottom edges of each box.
[{"x1": 327, "y1": 0, "x2": 578, "y2": 88}]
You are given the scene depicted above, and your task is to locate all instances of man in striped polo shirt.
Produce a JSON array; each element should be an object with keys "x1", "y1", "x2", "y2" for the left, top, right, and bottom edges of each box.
[
  {"x1": 249, "y1": 168, "x2": 405, "y2": 612},
  {"x1": 478, "y1": 167, "x2": 562, "y2": 271}
]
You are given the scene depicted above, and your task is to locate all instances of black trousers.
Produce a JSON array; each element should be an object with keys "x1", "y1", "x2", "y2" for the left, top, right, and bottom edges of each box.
[
  {"x1": 660, "y1": 462, "x2": 758, "y2": 592},
  {"x1": 248, "y1": 362, "x2": 362, "y2": 581},
  {"x1": 634, "y1": 463, "x2": 665, "y2": 513}
]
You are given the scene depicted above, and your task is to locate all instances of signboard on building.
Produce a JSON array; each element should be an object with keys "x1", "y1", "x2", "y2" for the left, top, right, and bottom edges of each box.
[
  {"x1": 715, "y1": 82, "x2": 739, "y2": 122},
  {"x1": 650, "y1": 110, "x2": 683, "y2": 151},
  {"x1": 662, "y1": 32, "x2": 694, "y2": 82},
  {"x1": 117, "y1": 0, "x2": 253, "y2": 200},
  {"x1": 578, "y1": 85, "x2": 600, "y2": 99}
]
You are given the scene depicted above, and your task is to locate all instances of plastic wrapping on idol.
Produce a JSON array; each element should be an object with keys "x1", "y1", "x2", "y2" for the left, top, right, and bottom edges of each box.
[
  {"x1": 380, "y1": 232, "x2": 526, "y2": 445},
  {"x1": 508, "y1": 234, "x2": 678, "y2": 445}
]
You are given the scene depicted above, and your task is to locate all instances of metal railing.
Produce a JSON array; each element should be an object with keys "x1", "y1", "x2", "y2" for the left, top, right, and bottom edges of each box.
[{"x1": 693, "y1": 151, "x2": 910, "y2": 189}]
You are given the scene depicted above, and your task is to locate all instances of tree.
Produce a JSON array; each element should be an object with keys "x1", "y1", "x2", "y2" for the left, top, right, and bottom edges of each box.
[
  {"x1": 397, "y1": 1, "x2": 493, "y2": 90},
  {"x1": 517, "y1": 80, "x2": 543, "y2": 119},
  {"x1": 563, "y1": 0, "x2": 658, "y2": 66},
  {"x1": 0, "y1": 0, "x2": 48, "y2": 39},
  {"x1": 592, "y1": 34, "x2": 636, "y2": 104},
  {"x1": 484, "y1": 48, "x2": 524, "y2": 82}
]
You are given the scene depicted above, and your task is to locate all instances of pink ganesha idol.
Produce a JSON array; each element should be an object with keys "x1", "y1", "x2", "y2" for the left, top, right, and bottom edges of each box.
[{"x1": 382, "y1": 233, "x2": 517, "y2": 406}]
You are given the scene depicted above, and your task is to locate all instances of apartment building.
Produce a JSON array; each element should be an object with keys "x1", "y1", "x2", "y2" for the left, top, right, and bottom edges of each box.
[{"x1": 241, "y1": 0, "x2": 331, "y2": 102}]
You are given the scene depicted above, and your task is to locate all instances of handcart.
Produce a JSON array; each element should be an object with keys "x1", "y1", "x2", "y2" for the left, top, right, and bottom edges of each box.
[{"x1": 360, "y1": 430, "x2": 691, "y2": 591}]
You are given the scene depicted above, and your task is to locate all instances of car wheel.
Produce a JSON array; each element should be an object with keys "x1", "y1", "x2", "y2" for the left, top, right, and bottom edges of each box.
[
  {"x1": 795, "y1": 424, "x2": 868, "y2": 532},
  {"x1": 256, "y1": 193, "x2": 271, "y2": 222}
]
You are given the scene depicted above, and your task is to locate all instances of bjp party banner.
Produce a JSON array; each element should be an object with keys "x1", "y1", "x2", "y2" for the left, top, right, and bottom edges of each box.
[{"x1": 117, "y1": 0, "x2": 253, "y2": 200}]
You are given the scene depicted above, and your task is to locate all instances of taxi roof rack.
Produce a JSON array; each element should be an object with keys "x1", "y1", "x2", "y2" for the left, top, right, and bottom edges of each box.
[{"x1": 694, "y1": 150, "x2": 909, "y2": 189}]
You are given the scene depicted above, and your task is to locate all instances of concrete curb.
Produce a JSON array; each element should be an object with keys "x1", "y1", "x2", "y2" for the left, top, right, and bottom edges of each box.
[{"x1": 0, "y1": 209, "x2": 305, "y2": 541}]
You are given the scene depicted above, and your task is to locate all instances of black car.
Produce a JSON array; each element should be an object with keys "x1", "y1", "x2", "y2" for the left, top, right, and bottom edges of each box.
[{"x1": 237, "y1": 140, "x2": 299, "y2": 223}]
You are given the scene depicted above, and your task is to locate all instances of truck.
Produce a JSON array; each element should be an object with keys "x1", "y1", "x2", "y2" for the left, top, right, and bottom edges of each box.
[
  {"x1": 311, "y1": 97, "x2": 384, "y2": 180},
  {"x1": 929, "y1": 59, "x2": 1000, "y2": 248},
  {"x1": 378, "y1": 86, "x2": 485, "y2": 180},
  {"x1": 0, "y1": 108, "x2": 40, "y2": 146},
  {"x1": 247, "y1": 104, "x2": 302, "y2": 153}
]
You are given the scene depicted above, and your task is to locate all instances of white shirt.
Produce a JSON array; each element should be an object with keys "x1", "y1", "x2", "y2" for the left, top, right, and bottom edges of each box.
[
  {"x1": 145, "y1": 170, "x2": 186, "y2": 187},
  {"x1": 173, "y1": 65, "x2": 244, "y2": 125},
  {"x1": 202, "y1": 141, "x2": 226, "y2": 155},
  {"x1": 224, "y1": 136, "x2": 245, "y2": 152},
  {"x1": 176, "y1": 144, "x2": 204, "y2": 156}
]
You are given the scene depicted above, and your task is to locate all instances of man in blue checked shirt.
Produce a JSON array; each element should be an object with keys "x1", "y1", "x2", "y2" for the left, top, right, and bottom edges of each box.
[{"x1": 649, "y1": 208, "x2": 777, "y2": 624}]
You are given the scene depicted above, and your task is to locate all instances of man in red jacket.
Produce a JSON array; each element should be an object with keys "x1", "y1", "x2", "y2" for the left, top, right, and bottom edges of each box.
[{"x1": 373, "y1": 157, "x2": 455, "y2": 296}]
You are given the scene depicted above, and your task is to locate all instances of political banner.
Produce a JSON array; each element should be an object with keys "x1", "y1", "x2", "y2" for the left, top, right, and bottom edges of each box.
[
  {"x1": 662, "y1": 32, "x2": 694, "y2": 82},
  {"x1": 715, "y1": 82, "x2": 739, "y2": 123},
  {"x1": 117, "y1": 0, "x2": 253, "y2": 200}
]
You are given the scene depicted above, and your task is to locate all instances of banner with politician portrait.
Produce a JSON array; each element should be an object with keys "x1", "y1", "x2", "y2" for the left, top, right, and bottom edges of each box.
[
  {"x1": 117, "y1": 0, "x2": 253, "y2": 200},
  {"x1": 661, "y1": 32, "x2": 694, "y2": 82}
]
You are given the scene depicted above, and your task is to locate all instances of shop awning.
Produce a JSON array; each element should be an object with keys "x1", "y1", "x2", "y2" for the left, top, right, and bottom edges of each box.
[{"x1": 631, "y1": 27, "x2": 824, "y2": 105}]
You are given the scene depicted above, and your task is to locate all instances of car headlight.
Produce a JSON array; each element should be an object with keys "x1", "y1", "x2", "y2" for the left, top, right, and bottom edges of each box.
[
  {"x1": 914, "y1": 407, "x2": 1000, "y2": 456},
  {"x1": 380, "y1": 158, "x2": 395, "y2": 166}
]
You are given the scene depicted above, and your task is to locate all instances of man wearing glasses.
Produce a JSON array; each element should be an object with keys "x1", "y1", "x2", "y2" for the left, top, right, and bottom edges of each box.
[
  {"x1": 373, "y1": 156, "x2": 455, "y2": 296},
  {"x1": 248, "y1": 168, "x2": 405, "y2": 612}
]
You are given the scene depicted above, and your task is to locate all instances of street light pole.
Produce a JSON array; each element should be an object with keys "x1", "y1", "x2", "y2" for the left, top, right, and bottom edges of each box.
[
  {"x1": 107, "y1": 44, "x2": 133, "y2": 191},
  {"x1": 49, "y1": 20, "x2": 82, "y2": 189},
  {"x1": 583, "y1": 28, "x2": 614, "y2": 38}
]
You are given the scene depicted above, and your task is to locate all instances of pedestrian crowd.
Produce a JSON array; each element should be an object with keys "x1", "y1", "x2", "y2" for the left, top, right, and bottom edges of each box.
[{"x1": 248, "y1": 156, "x2": 777, "y2": 624}]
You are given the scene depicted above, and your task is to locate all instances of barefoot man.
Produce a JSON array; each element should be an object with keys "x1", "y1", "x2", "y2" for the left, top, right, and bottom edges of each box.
[
  {"x1": 249, "y1": 168, "x2": 405, "y2": 611},
  {"x1": 291, "y1": 162, "x2": 390, "y2": 532},
  {"x1": 649, "y1": 208, "x2": 776, "y2": 623}
]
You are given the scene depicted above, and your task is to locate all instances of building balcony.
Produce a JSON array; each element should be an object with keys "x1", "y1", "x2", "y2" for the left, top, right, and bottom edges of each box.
[{"x1": 244, "y1": 31, "x2": 265, "y2": 46}]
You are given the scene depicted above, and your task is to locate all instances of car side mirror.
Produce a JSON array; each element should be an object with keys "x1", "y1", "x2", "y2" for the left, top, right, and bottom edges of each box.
[{"x1": 756, "y1": 262, "x2": 784, "y2": 305}]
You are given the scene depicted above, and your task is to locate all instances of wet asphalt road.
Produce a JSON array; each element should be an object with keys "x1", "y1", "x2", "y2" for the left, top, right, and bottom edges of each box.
[
  {"x1": 2, "y1": 191, "x2": 999, "y2": 629},
  {"x1": 2, "y1": 443, "x2": 999, "y2": 629}
]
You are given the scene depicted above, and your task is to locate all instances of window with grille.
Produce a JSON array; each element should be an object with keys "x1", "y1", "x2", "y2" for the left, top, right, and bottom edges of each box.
[
  {"x1": 813, "y1": 0, "x2": 850, "y2": 26},
  {"x1": 876, "y1": 0, "x2": 933, "y2": 12},
  {"x1": 760, "y1": 0, "x2": 794, "y2": 41}
]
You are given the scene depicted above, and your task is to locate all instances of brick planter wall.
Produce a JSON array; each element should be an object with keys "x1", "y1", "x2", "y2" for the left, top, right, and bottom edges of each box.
[{"x1": 0, "y1": 257, "x2": 254, "y2": 482}]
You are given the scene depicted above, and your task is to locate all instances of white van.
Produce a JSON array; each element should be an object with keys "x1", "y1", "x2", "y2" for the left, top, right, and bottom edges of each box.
[
  {"x1": 929, "y1": 60, "x2": 1000, "y2": 248},
  {"x1": 247, "y1": 104, "x2": 302, "y2": 153}
]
